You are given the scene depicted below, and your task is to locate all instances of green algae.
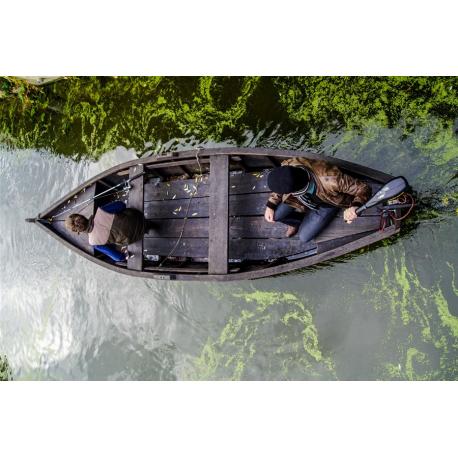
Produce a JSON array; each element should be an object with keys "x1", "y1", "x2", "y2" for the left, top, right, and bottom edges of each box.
[
  {"x1": 446, "y1": 262, "x2": 458, "y2": 296},
  {"x1": 434, "y1": 289, "x2": 458, "y2": 341},
  {"x1": 235, "y1": 290, "x2": 302, "y2": 310},
  {"x1": 2, "y1": 76, "x2": 458, "y2": 160},
  {"x1": 363, "y1": 236, "x2": 457, "y2": 380},
  {"x1": 1, "y1": 76, "x2": 457, "y2": 381},
  {"x1": 0, "y1": 354, "x2": 13, "y2": 381},
  {"x1": 274, "y1": 76, "x2": 458, "y2": 135},
  {"x1": 195, "y1": 216, "x2": 457, "y2": 382},
  {"x1": 185, "y1": 289, "x2": 335, "y2": 380},
  {"x1": 405, "y1": 347, "x2": 428, "y2": 381},
  {"x1": 324, "y1": 117, "x2": 458, "y2": 193},
  {"x1": 0, "y1": 76, "x2": 263, "y2": 158},
  {"x1": 191, "y1": 232, "x2": 457, "y2": 381}
]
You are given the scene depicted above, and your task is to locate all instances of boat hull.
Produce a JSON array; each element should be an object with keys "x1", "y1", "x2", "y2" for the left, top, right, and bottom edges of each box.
[{"x1": 31, "y1": 147, "x2": 406, "y2": 281}]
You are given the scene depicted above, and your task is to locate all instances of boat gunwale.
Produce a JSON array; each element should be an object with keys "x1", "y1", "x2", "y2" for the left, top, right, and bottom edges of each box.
[{"x1": 32, "y1": 147, "x2": 401, "y2": 281}]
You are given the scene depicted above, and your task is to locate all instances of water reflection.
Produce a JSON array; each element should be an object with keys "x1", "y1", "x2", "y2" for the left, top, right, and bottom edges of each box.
[{"x1": 0, "y1": 112, "x2": 457, "y2": 380}]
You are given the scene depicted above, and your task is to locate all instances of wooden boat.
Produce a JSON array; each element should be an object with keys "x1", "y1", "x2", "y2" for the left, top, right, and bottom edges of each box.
[{"x1": 28, "y1": 147, "x2": 411, "y2": 281}]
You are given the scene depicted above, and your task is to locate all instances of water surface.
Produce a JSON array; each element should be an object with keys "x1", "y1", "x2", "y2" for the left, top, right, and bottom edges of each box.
[{"x1": 0, "y1": 77, "x2": 457, "y2": 380}]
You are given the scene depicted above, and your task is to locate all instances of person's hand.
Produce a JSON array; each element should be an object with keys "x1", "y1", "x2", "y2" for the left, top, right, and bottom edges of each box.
[
  {"x1": 264, "y1": 207, "x2": 275, "y2": 223},
  {"x1": 343, "y1": 206, "x2": 358, "y2": 224},
  {"x1": 121, "y1": 246, "x2": 131, "y2": 260}
]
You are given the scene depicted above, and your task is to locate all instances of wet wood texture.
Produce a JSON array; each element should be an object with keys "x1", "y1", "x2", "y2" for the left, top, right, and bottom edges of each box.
[
  {"x1": 127, "y1": 164, "x2": 144, "y2": 271},
  {"x1": 143, "y1": 170, "x2": 382, "y2": 260},
  {"x1": 143, "y1": 237, "x2": 317, "y2": 260},
  {"x1": 144, "y1": 214, "x2": 381, "y2": 241},
  {"x1": 35, "y1": 148, "x2": 402, "y2": 281},
  {"x1": 208, "y1": 155, "x2": 229, "y2": 274}
]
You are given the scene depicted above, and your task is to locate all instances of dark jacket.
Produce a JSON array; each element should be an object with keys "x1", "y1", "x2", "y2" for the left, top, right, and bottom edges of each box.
[{"x1": 266, "y1": 157, "x2": 372, "y2": 212}]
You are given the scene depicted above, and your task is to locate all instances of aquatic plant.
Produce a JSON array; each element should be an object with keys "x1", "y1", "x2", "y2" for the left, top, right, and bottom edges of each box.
[
  {"x1": 273, "y1": 76, "x2": 458, "y2": 141},
  {"x1": 0, "y1": 354, "x2": 13, "y2": 381},
  {"x1": 185, "y1": 289, "x2": 336, "y2": 380},
  {"x1": 1, "y1": 76, "x2": 457, "y2": 159},
  {"x1": 362, "y1": 237, "x2": 458, "y2": 380},
  {"x1": 1, "y1": 76, "x2": 457, "y2": 381},
  {"x1": 0, "y1": 76, "x2": 260, "y2": 157},
  {"x1": 0, "y1": 77, "x2": 39, "y2": 105}
]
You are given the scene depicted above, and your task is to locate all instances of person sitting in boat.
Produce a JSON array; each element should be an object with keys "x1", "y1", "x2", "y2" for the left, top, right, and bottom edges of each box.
[
  {"x1": 264, "y1": 157, "x2": 372, "y2": 242},
  {"x1": 65, "y1": 201, "x2": 145, "y2": 262}
]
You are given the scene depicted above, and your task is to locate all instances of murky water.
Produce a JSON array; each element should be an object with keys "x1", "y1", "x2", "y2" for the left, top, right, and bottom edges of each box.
[{"x1": 0, "y1": 77, "x2": 457, "y2": 380}]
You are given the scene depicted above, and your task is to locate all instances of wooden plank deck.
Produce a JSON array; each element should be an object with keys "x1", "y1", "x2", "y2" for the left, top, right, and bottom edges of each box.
[
  {"x1": 208, "y1": 155, "x2": 229, "y2": 274},
  {"x1": 144, "y1": 192, "x2": 269, "y2": 219},
  {"x1": 144, "y1": 214, "x2": 381, "y2": 241},
  {"x1": 145, "y1": 192, "x2": 381, "y2": 220},
  {"x1": 144, "y1": 237, "x2": 317, "y2": 260},
  {"x1": 144, "y1": 171, "x2": 381, "y2": 203},
  {"x1": 127, "y1": 164, "x2": 144, "y2": 271},
  {"x1": 143, "y1": 212, "x2": 380, "y2": 261},
  {"x1": 144, "y1": 171, "x2": 269, "y2": 201},
  {"x1": 142, "y1": 168, "x2": 383, "y2": 262}
]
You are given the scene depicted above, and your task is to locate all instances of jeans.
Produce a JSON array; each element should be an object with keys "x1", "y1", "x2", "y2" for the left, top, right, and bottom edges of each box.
[{"x1": 273, "y1": 202, "x2": 339, "y2": 242}]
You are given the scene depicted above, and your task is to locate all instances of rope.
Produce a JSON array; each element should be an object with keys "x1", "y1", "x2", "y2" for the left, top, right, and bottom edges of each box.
[
  {"x1": 158, "y1": 150, "x2": 204, "y2": 267},
  {"x1": 387, "y1": 193, "x2": 415, "y2": 221},
  {"x1": 378, "y1": 193, "x2": 415, "y2": 231},
  {"x1": 51, "y1": 171, "x2": 145, "y2": 220}
]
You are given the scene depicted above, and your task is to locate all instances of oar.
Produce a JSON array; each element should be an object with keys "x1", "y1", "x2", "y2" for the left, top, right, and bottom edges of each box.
[{"x1": 356, "y1": 176, "x2": 409, "y2": 215}]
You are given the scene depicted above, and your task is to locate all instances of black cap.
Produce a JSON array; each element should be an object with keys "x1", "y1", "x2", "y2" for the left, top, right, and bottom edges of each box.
[{"x1": 267, "y1": 166, "x2": 310, "y2": 194}]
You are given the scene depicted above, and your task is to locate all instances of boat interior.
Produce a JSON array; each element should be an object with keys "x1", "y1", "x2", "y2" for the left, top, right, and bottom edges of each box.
[{"x1": 42, "y1": 152, "x2": 388, "y2": 277}]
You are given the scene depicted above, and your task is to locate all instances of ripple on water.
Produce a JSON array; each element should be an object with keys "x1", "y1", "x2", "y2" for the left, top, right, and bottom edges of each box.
[{"x1": 1, "y1": 138, "x2": 457, "y2": 380}]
